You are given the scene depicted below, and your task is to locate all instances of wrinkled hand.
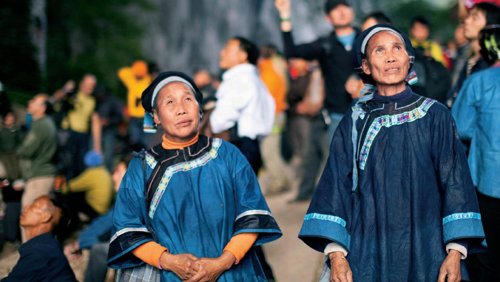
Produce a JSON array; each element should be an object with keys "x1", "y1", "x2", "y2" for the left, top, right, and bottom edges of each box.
[
  {"x1": 160, "y1": 253, "x2": 199, "y2": 281},
  {"x1": 185, "y1": 251, "x2": 236, "y2": 282},
  {"x1": 438, "y1": 250, "x2": 461, "y2": 282},
  {"x1": 275, "y1": 0, "x2": 291, "y2": 17},
  {"x1": 329, "y1": 252, "x2": 353, "y2": 282}
]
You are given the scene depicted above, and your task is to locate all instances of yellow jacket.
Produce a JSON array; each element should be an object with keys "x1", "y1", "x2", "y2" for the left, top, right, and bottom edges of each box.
[
  {"x1": 66, "y1": 166, "x2": 113, "y2": 214},
  {"x1": 118, "y1": 67, "x2": 151, "y2": 118},
  {"x1": 62, "y1": 91, "x2": 95, "y2": 133},
  {"x1": 411, "y1": 39, "x2": 448, "y2": 68}
]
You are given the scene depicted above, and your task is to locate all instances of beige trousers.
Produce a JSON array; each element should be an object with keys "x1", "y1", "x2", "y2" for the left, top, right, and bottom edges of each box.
[{"x1": 21, "y1": 176, "x2": 55, "y2": 208}]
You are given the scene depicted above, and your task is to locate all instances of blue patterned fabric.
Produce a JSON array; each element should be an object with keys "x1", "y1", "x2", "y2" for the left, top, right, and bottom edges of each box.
[
  {"x1": 107, "y1": 136, "x2": 281, "y2": 281},
  {"x1": 299, "y1": 88, "x2": 485, "y2": 281}
]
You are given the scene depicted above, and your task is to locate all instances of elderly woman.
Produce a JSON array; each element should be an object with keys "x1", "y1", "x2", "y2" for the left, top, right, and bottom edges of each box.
[
  {"x1": 107, "y1": 71, "x2": 281, "y2": 281},
  {"x1": 298, "y1": 25, "x2": 485, "y2": 282}
]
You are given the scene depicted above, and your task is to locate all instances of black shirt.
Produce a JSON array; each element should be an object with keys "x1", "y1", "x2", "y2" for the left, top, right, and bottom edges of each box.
[{"x1": 282, "y1": 29, "x2": 359, "y2": 114}]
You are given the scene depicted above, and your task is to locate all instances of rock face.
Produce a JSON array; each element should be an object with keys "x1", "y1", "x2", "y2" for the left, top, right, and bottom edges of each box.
[
  {"x1": 139, "y1": 0, "x2": 390, "y2": 75},
  {"x1": 140, "y1": 0, "x2": 336, "y2": 75}
]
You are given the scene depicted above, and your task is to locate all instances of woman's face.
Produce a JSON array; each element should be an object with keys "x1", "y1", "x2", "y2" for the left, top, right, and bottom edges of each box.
[
  {"x1": 153, "y1": 82, "x2": 200, "y2": 143},
  {"x1": 361, "y1": 31, "x2": 410, "y2": 88}
]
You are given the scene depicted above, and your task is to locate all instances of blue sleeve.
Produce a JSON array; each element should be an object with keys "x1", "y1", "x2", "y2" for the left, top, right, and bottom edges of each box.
[
  {"x1": 430, "y1": 106, "x2": 485, "y2": 245},
  {"x1": 107, "y1": 157, "x2": 155, "y2": 269},
  {"x1": 451, "y1": 76, "x2": 479, "y2": 140},
  {"x1": 79, "y1": 210, "x2": 114, "y2": 249},
  {"x1": 299, "y1": 115, "x2": 354, "y2": 253},
  {"x1": 226, "y1": 143, "x2": 282, "y2": 246}
]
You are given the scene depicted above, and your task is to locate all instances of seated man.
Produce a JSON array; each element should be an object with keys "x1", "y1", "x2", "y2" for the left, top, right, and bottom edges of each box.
[
  {"x1": 63, "y1": 150, "x2": 113, "y2": 223},
  {"x1": 64, "y1": 155, "x2": 131, "y2": 282},
  {"x1": 2, "y1": 195, "x2": 76, "y2": 281}
]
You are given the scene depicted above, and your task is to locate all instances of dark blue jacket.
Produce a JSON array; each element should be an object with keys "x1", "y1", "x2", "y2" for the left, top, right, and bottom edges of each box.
[{"x1": 2, "y1": 233, "x2": 76, "y2": 282}]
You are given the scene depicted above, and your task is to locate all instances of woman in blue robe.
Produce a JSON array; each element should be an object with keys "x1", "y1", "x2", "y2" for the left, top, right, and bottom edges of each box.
[
  {"x1": 452, "y1": 25, "x2": 500, "y2": 281},
  {"x1": 299, "y1": 25, "x2": 485, "y2": 282},
  {"x1": 107, "y1": 71, "x2": 281, "y2": 281}
]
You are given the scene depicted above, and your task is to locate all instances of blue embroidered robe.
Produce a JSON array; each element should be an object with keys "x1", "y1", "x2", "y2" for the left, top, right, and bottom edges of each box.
[
  {"x1": 299, "y1": 88, "x2": 484, "y2": 281},
  {"x1": 108, "y1": 136, "x2": 281, "y2": 281}
]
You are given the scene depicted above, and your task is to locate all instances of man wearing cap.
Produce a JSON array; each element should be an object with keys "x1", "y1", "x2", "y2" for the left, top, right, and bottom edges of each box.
[
  {"x1": 118, "y1": 60, "x2": 152, "y2": 149},
  {"x1": 299, "y1": 25, "x2": 485, "y2": 282},
  {"x1": 107, "y1": 71, "x2": 281, "y2": 281},
  {"x1": 275, "y1": 0, "x2": 359, "y2": 143}
]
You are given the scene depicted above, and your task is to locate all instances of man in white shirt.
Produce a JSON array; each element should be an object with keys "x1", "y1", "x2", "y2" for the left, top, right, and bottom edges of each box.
[
  {"x1": 209, "y1": 36, "x2": 276, "y2": 281},
  {"x1": 210, "y1": 36, "x2": 275, "y2": 173}
]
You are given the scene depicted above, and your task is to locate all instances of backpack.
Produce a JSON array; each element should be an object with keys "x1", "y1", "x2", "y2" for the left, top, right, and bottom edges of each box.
[{"x1": 411, "y1": 48, "x2": 451, "y2": 104}]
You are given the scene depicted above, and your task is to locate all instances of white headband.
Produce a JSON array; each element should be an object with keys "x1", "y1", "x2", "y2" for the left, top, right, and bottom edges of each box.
[
  {"x1": 361, "y1": 27, "x2": 405, "y2": 55},
  {"x1": 151, "y1": 76, "x2": 196, "y2": 109}
]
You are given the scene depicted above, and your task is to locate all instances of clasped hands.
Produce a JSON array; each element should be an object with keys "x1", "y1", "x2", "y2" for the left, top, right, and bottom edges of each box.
[{"x1": 159, "y1": 250, "x2": 236, "y2": 282}]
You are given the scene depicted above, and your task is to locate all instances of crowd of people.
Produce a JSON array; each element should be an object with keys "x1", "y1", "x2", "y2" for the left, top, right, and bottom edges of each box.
[{"x1": 0, "y1": 0, "x2": 499, "y2": 281}]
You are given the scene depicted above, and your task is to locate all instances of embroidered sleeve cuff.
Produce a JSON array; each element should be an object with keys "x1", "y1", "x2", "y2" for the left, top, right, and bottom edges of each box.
[
  {"x1": 324, "y1": 242, "x2": 348, "y2": 257},
  {"x1": 299, "y1": 213, "x2": 351, "y2": 253},
  {"x1": 446, "y1": 242, "x2": 467, "y2": 259},
  {"x1": 442, "y1": 212, "x2": 483, "y2": 243}
]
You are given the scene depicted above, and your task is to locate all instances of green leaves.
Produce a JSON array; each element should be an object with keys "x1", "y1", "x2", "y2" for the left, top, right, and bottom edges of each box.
[{"x1": 45, "y1": 0, "x2": 153, "y2": 96}]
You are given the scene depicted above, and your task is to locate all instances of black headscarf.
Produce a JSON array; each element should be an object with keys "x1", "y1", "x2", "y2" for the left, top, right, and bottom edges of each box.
[
  {"x1": 141, "y1": 71, "x2": 203, "y2": 113},
  {"x1": 352, "y1": 24, "x2": 417, "y2": 88}
]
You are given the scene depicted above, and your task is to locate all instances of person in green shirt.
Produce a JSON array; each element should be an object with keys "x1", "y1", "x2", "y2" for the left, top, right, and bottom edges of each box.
[{"x1": 17, "y1": 94, "x2": 57, "y2": 209}]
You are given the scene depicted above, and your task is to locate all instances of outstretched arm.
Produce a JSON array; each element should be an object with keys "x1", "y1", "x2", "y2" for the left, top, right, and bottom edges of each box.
[
  {"x1": 275, "y1": 0, "x2": 324, "y2": 60},
  {"x1": 275, "y1": 0, "x2": 292, "y2": 32}
]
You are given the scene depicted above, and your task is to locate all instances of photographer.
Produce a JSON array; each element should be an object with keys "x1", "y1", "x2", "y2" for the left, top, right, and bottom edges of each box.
[{"x1": 57, "y1": 75, "x2": 96, "y2": 180}]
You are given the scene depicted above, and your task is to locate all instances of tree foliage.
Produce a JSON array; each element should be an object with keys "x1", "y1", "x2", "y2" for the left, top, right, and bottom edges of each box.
[
  {"x1": 0, "y1": 0, "x2": 40, "y2": 92},
  {"x1": 45, "y1": 0, "x2": 153, "y2": 95},
  {"x1": 388, "y1": 0, "x2": 457, "y2": 42}
]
